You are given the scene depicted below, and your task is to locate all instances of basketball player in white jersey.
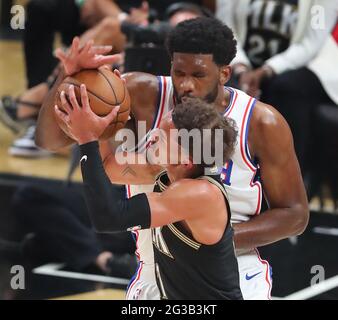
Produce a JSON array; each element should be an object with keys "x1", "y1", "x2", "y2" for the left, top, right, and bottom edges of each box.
[{"x1": 36, "y1": 17, "x2": 309, "y2": 300}]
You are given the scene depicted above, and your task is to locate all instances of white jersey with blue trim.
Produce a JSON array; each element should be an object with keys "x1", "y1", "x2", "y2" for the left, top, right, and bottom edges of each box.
[{"x1": 220, "y1": 87, "x2": 262, "y2": 223}]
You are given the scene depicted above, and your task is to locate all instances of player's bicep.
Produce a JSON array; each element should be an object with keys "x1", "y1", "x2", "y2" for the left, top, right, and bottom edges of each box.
[
  {"x1": 146, "y1": 182, "x2": 213, "y2": 228},
  {"x1": 255, "y1": 108, "x2": 306, "y2": 208},
  {"x1": 146, "y1": 192, "x2": 181, "y2": 228}
]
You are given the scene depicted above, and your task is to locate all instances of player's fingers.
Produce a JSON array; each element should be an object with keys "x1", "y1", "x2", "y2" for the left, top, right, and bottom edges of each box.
[
  {"x1": 60, "y1": 91, "x2": 72, "y2": 114},
  {"x1": 80, "y1": 84, "x2": 91, "y2": 111},
  {"x1": 55, "y1": 48, "x2": 67, "y2": 62},
  {"x1": 105, "y1": 105, "x2": 120, "y2": 123},
  {"x1": 115, "y1": 69, "x2": 127, "y2": 84},
  {"x1": 90, "y1": 45, "x2": 113, "y2": 55},
  {"x1": 67, "y1": 85, "x2": 81, "y2": 110},
  {"x1": 54, "y1": 105, "x2": 71, "y2": 124},
  {"x1": 82, "y1": 39, "x2": 94, "y2": 55},
  {"x1": 70, "y1": 37, "x2": 80, "y2": 55},
  {"x1": 113, "y1": 69, "x2": 122, "y2": 79},
  {"x1": 94, "y1": 54, "x2": 121, "y2": 66}
]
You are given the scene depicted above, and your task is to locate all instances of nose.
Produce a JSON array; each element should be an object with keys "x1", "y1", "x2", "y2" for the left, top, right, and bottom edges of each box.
[{"x1": 180, "y1": 77, "x2": 195, "y2": 95}]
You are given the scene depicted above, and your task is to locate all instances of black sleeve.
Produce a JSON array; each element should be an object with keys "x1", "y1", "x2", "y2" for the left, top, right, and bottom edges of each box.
[{"x1": 79, "y1": 141, "x2": 151, "y2": 233}]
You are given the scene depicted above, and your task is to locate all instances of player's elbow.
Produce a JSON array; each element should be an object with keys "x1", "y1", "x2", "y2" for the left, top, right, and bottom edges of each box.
[
  {"x1": 34, "y1": 126, "x2": 55, "y2": 151},
  {"x1": 34, "y1": 133, "x2": 49, "y2": 150},
  {"x1": 292, "y1": 204, "x2": 310, "y2": 236},
  {"x1": 35, "y1": 135, "x2": 58, "y2": 152}
]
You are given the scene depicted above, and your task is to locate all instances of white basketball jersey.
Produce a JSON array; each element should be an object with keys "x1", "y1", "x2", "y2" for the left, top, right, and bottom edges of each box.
[
  {"x1": 126, "y1": 76, "x2": 174, "y2": 266},
  {"x1": 220, "y1": 87, "x2": 263, "y2": 223}
]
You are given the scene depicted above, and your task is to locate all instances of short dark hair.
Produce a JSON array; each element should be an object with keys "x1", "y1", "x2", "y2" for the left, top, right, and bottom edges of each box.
[
  {"x1": 166, "y1": 17, "x2": 237, "y2": 66},
  {"x1": 172, "y1": 97, "x2": 237, "y2": 169}
]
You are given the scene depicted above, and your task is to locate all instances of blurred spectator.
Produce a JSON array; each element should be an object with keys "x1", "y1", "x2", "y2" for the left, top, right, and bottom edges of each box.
[
  {"x1": 216, "y1": 0, "x2": 338, "y2": 178},
  {"x1": 0, "y1": 1, "x2": 210, "y2": 158},
  {"x1": 24, "y1": 0, "x2": 124, "y2": 89},
  {"x1": 24, "y1": 0, "x2": 209, "y2": 89}
]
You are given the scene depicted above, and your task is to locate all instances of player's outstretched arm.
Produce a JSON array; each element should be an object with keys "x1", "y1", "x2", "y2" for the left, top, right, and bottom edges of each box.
[
  {"x1": 36, "y1": 37, "x2": 120, "y2": 151},
  {"x1": 233, "y1": 102, "x2": 309, "y2": 250}
]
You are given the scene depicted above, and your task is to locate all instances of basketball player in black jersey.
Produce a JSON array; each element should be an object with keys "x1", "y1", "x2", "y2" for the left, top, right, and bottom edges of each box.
[{"x1": 56, "y1": 91, "x2": 243, "y2": 300}]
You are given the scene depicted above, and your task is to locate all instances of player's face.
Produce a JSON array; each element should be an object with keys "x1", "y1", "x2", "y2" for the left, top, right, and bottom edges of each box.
[{"x1": 171, "y1": 53, "x2": 221, "y2": 104}]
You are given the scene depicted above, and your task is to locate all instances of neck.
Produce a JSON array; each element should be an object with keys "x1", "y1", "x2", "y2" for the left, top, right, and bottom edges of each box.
[
  {"x1": 214, "y1": 84, "x2": 231, "y2": 114},
  {"x1": 167, "y1": 165, "x2": 203, "y2": 183}
]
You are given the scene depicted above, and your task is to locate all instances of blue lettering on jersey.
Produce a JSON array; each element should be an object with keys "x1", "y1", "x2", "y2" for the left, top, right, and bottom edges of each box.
[{"x1": 220, "y1": 160, "x2": 234, "y2": 186}]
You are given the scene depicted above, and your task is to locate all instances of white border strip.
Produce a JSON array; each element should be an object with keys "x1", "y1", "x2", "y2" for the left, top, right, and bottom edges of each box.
[
  {"x1": 33, "y1": 263, "x2": 129, "y2": 286},
  {"x1": 283, "y1": 275, "x2": 338, "y2": 300}
]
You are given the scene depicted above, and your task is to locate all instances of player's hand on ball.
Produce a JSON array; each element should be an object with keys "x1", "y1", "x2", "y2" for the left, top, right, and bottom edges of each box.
[
  {"x1": 55, "y1": 37, "x2": 120, "y2": 76},
  {"x1": 54, "y1": 84, "x2": 120, "y2": 144}
]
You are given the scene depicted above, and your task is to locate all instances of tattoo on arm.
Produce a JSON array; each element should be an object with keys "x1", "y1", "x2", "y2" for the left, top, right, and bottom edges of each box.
[{"x1": 122, "y1": 166, "x2": 137, "y2": 177}]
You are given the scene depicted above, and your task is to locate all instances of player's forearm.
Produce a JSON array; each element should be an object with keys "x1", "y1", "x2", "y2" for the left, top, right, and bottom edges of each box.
[
  {"x1": 233, "y1": 206, "x2": 309, "y2": 250},
  {"x1": 35, "y1": 68, "x2": 74, "y2": 151}
]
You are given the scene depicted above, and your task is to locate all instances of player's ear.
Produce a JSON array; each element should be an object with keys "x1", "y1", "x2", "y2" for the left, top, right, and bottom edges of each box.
[
  {"x1": 184, "y1": 160, "x2": 193, "y2": 170},
  {"x1": 219, "y1": 65, "x2": 232, "y2": 85}
]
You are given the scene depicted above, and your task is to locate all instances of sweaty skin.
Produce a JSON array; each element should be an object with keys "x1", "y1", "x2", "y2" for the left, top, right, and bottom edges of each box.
[{"x1": 36, "y1": 43, "x2": 309, "y2": 251}]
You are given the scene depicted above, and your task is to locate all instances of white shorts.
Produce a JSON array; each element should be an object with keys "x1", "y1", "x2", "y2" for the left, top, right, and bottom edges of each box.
[
  {"x1": 237, "y1": 249, "x2": 273, "y2": 300},
  {"x1": 125, "y1": 249, "x2": 272, "y2": 300},
  {"x1": 125, "y1": 262, "x2": 160, "y2": 300}
]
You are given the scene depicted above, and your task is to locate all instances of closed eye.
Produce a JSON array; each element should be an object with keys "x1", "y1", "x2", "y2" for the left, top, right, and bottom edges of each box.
[
  {"x1": 174, "y1": 70, "x2": 185, "y2": 77},
  {"x1": 193, "y1": 72, "x2": 206, "y2": 78}
]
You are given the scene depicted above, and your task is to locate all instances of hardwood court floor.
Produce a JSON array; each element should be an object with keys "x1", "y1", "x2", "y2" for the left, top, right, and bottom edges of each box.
[
  {"x1": 53, "y1": 289, "x2": 126, "y2": 300},
  {"x1": 0, "y1": 40, "x2": 81, "y2": 180}
]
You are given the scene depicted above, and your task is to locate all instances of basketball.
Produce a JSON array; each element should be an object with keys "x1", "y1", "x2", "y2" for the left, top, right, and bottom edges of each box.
[{"x1": 55, "y1": 67, "x2": 130, "y2": 140}]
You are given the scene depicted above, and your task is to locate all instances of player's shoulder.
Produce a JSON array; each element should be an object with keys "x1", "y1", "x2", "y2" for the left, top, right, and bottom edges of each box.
[
  {"x1": 170, "y1": 178, "x2": 224, "y2": 203},
  {"x1": 122, "y1": 72, "x2": 159, "y2": 94},
  {"x1": 253, "y1": 100, "x2": 281, "y2": 126},
  {"x1": 249, "y1": 100, "x2": 293, "y2": 158},
  {"x1": 251, "y1": 100, "x2": 290, "y2": 136},
  {"x1": 122, "y1": 72, "x2": 161, "y2": 114}
]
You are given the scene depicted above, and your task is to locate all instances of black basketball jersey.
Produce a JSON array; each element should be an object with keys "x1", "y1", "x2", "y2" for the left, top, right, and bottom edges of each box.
[
  {"x1": 152, "y1": 172, "x2": 243, "y2": 300},
  {"x1": 244, "y1": 0, "x2": 299, "y2": 68}
]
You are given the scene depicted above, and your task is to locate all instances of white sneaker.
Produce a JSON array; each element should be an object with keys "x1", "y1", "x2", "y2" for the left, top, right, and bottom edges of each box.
[{"x1": 9, "y1": 125, "x2": 53, "y2": 158}]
